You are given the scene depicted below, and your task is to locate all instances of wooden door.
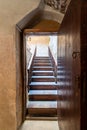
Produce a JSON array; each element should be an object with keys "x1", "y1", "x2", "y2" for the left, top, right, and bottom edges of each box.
[{"x1": 57, "y1": 0, "x2": 81, "y2": 129}]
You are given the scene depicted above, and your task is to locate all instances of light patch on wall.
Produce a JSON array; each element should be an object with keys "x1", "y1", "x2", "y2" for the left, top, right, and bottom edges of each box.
[
  {"x1": 27, "y1": 36, "x2": 50, "y2": 57},
  {"x1": 27, "y1": 36, "x2": 50, "y2": 44}
]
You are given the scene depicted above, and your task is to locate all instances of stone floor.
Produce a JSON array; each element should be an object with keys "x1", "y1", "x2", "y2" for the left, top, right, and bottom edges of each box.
[{"x1": 19, "y1": 120, "x2": 59, "y2": 130}]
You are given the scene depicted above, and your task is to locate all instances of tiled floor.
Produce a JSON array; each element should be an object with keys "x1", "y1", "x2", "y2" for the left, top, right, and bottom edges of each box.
[{"x1": 19, "y1": 120, "x2": 59, "y2": 130}]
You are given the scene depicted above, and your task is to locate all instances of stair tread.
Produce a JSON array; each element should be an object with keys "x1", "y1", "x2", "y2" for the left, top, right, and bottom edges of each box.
[
  {"x1": 29, "y1": 90, "x2": 57, "y2": 95},
  {"x1": 33, "y1": 66, "x2": 53, "y2": 68},
  {"x1": 34, "y1": 63, "x2": 51, "y2": 64},
  {"x1": 32, "y1": 76, "x2": 55, "y2": 78},
  {"x1": 35, "y1": 56, "x2": 49, "y2": 58},
  {"x1": 27, "y1": 101, "x2": 57, "y2": 108},
  {"x1": 32, "y1": 71, "x2": 53, "y2": 73},
  {"x1": 30, "y1": 81, "x2": 70, "y2": 86},
  {"x1": 30, "y1": 82, "x2": 57, "y2": 85}
]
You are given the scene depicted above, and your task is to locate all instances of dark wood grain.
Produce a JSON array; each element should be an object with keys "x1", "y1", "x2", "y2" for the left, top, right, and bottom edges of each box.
[{"x1": 58, "y1": 0, "x2": 81, "y2": 129}]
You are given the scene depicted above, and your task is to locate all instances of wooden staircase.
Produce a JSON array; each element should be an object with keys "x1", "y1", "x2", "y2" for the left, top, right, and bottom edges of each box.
[{"x1": 27, "y1": 56, "x2": 58, "y2": 117}]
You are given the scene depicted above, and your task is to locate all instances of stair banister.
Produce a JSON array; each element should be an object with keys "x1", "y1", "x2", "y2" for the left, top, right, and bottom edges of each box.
[
  {"x1": 27, "y1": 46, "x2": 37, "y2": 91},
  {"x1": 48, "y1": 47, "x2": 57, "y2": 83}
]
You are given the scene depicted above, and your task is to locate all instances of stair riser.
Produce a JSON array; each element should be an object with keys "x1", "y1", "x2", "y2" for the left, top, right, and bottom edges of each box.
[
  {"x1": 34, "y1": 57, "x2": 51, "y2": 60},
  {"x1": 32, "y1": 72, "x2": 53, "y2": 76},
  {"x1": 31, "y1": 78, "x2": 55, "y2": 82},
  {"x1": 34, "y1": 60, "x2": 51, "y2": 63},
  {"x1": 28, "y1": 108, "x2": 57, "y2": 116},
  {"x1": 35, "y1": 57, "x2": 50, "y2": 58},
  {"x1": 29, "y1": 95, "x2": 71, "y2": 101},
  {"x1": 29, "y1": 85, "x2": 70, "y2": 90},
  {"x1": 33, "y1": 68, "x2": 53, "y2": 71},
  {"x1": 33, "y1": 63, "x2": 52, "y2": 66},
  {"x1": 30, "y1": 85, "x2": 57, "y2": 90},
  {"x1": 29, "y1": 95, "x2": 57, "y2": 101}
]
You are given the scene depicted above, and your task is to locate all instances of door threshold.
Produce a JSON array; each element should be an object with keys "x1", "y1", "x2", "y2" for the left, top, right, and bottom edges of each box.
[{"x1": 26, "y1": 115, "x2": 58, "y2": 121}]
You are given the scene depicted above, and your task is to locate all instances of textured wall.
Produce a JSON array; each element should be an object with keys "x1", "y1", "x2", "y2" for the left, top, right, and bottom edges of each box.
[{"x1": 0, "y1": 1, "x2": 41, "y2": 130}]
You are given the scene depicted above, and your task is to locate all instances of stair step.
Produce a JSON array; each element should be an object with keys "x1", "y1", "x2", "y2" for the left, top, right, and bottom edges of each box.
[
  {"x1": 27, "y1": 101, "x2": 57, "y2": 108},
  {"x1": 29, "y1": 90, "x2": 57, "y2": 95},
  {"x1": 32, "y1": 70, "x2": 53, "y2": 76},
  {"x1": 27, "y1": 101, "x2": 57, "y2": 116},
  {"x1": 35, "y1": 56, "x2": 50, "y2": 58},
  {"x1": 33, "y1": 63, "x2": 52, "y2": 66},
  {"x1": 29, "y1": 90, "x2": 57, "y2": 101},
  {"x1": 33, "y1": 66, "x2": 53, "y2": 71},
  {"x1": 34, "y1": 60, "x2": 51, "y2": 63},
  {"x1": 30, "y1": 82, "x2": 57, "y2": 85},
  {"x1": 31, "y1": 76, "x2": 55, "y2": 82},
  {"x1": 30, "y1": 84, "x2": 57, "y2": 90},
  {"x1": 34, "y1": 57, "x2": 51, "y2": 60},
  {"x1": 29, "y1": 82, "x2": 70, "y2": 90}
]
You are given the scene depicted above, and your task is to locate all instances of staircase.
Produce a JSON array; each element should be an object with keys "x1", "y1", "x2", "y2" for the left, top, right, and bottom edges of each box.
[{"x1": 27, "y1": 56, "x2": 58, "y2": 118}]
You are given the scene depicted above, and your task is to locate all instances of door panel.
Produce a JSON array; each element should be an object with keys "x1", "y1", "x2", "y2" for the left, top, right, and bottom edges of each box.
[{"x1": 57, "y1": 0, "x2": 81, "y2": 129}]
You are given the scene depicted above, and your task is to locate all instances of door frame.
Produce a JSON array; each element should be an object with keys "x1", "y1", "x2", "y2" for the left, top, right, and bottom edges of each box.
[{"x1": 23, "y1": 29, "x2": 58, "y2": 119}]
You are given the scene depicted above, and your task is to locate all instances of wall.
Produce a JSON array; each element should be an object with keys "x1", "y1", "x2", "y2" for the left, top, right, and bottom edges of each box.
[
  {"x1": 49, "y1": 36, "x2": 57, "y2": 64},
  {"x1": 58, "y1": 0, "x2": 81, "y2": 130},
  {"x1": 26, "y1": 36, "x2": 49, "y2": 61},
  {"x1": 0, "y1": 1, "x2": 41, "y2": 130}
]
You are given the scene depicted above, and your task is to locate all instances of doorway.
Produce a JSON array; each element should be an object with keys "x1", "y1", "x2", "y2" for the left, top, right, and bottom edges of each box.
[{"x1": 24, "y1": 34, "x2": 58, "y2": 119}]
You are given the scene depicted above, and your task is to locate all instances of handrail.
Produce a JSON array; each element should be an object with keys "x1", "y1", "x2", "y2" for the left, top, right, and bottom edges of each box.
[
  {"x1": 27, "y1": 46, "x2": 37, "y2": 91},
  {"x1": 48, "y1": 47, "x2": 57, "y2": 83}
]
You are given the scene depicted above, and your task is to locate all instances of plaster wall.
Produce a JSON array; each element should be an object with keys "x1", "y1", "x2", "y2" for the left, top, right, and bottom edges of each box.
[
  {"x1": 49, "y1": 36, "x2": 57, "y2": 64},
  {"x1": 0, "y1": 1, "x2": 41, "y2": 130}
]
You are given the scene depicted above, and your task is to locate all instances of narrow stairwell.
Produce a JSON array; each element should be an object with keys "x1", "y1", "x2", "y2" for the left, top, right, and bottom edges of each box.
[{"x1": 27, "y1": 56, "x2": 58, "y2": 118}]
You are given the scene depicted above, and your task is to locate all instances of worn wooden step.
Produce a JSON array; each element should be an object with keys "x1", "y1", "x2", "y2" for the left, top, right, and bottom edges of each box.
[
  {"x1": 27, "y1": 101, "x2": 57, "y2": 116},
  {"x1": 32, "y1": 70, "x2": 53, "y2": 76},
  {"x1": 28, "y1": 89, "x2": 73, "y2": 101},
  {"x1": 32, "y1": 66, "x2": 53, "y2": 71},
  {"x1": 31, "y1": 76, "x2": 55, "y2": 82},
  {"x1": 29, "y1": 90, "x2": 57, "y2": 101},
  {"x1": 29, "y1": 84, "x2": 57, "y2": 90},
  {"x1": 33, "y1": 63, "x2": 52, "y2": 66},
  {"x1": 34, "y1": 57, "x2": 51, "y2": 60},
  {"x1": 29, "y1": 81, "x2": 70, "y2": 87},
  {"x1": 29, "y1": 82, "x2": 70, "y2": 90},
  {"x1": 33, "y1": 60, "x2": 51, "y2": 63},
  {"x1": 29, "y1": 82, "x2": 57, "y2": 90}
]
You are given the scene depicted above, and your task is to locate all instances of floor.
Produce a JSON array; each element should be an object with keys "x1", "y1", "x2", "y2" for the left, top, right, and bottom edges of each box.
[{"x1": 19, "y1": 120, "x2": 59, "y2": 130}]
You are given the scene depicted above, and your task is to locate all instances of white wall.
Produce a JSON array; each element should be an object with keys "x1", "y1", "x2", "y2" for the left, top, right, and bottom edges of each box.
[{"x1": 49, "y1": 36, "x2": 58, "y2": 65}]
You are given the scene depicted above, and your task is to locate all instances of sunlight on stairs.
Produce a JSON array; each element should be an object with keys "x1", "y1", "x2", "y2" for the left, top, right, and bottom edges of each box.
[
  {"x1": 19, "y1": 120, "x2": 59, "y2": 130},
  {"x1": 27, "y1": 56, "x2": 57, "y2": 117}
]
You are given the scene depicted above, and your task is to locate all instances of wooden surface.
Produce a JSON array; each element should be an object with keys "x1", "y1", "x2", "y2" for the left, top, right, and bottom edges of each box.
[
  {"x1": 81, "y1": 1, "x2": 87, "y2": 130},
  {"x1": 58, "y1": 0, "x2": 81, "y2": 129}
]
